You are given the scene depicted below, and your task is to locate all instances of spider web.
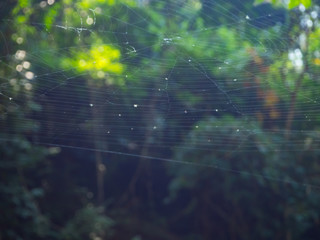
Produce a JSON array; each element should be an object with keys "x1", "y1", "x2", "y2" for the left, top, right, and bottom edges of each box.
[{"x1": 1, "y1": 0, "x2": 320, "y2": 190}]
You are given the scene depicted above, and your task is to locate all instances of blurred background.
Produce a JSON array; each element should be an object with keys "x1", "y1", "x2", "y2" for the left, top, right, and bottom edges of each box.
[{"x1": 1, "y1": 0, "x2": 320, "y2": 239}]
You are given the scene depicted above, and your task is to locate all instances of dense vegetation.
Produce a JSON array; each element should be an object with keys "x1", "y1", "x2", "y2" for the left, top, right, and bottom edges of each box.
[{"x1": 1, "y1": 0, "x2": 320, "y2": 239}]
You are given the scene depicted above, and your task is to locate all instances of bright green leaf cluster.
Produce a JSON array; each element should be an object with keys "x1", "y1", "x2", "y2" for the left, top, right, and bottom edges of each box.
[
  {"x1": 62, "y1": 44, "x2": 124, "y2": 80},
  {"x1": 254, "y1": 0, "x2": 312, "y2": 9},
  {"x1": 288, "y1": 0, "x2": 312, "y2": 8}
]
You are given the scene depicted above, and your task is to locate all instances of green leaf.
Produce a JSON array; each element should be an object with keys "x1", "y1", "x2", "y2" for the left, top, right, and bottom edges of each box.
[
  {"x1": 301, "y1": 0, "x2": 312, "y2": 8},
  {"x1": 288, "y1": 0, "x2": 312, "y2": 9},
  {"x1": 288, "y1": 0, "x2": 299, "y2": 9},
  {"x1": 254, "y1": 0, "x2": 266, "y2": 5},
  {"x1": 257, "y1": 0, "x2": 313, "y2": 8}
]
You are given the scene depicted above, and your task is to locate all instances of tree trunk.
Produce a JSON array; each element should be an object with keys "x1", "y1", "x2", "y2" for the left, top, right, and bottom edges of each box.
[{"x1": 90, "y1": 87, "x2": 106, "y2": 205}]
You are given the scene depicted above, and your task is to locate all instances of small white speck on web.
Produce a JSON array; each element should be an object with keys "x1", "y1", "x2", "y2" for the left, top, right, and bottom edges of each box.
[
  {"x1": 24, "y1": 83, "x2": 32, "y2": 91},
  {"x1": 153, "y1": 126, "x2": 157, "y2": 129},
  {"x1": 119, "y1": 114, "x2": 122, "y2": 117},
  {"x1": 15, "y1": 50, "x2": 26, "y2": 60},
  {"x1": 86, "y1": 17, "x2": 94, "y2": 25},
  {"x1": 16, "y1": 65, "x2": 23, "y2": 72},
  {"x1": 215, "y1": 109, "x2": 218, "y2": 112},
  {"x1": 195, "y1": 125, "x2": 199, "y2": 129},
  {"x1": 245, "y1": 15, "x2": 250, "y2": 20},
  {"x1": 165, "y1": 77, "x2": 168, "y2": 80},
  {"x1": 133, "y1": 104, "x2": 138, "y2": 108},
  {"x1": 233, "y1": 78, "x2": 237, "y2": 82},
  {"x1": 89, "y1": 103, "x2": 93, "y2": 107},
  {"x1": 184, "y1": 110, "x2": 188, "y2": 114},
  {"x1": 47, "y1": 0, "x2": 55, "y2": 5},
  {"x1": 25, "y1": 71, "x2": 34, "y2": 80},
  {"x1": 22, "y1": 61, "x2": 31, "y2": 69},
  {"x1": 236, "y1": 129, "x2": 240, "y2": 132},
  {"x1": 39, "y1": 1, "x2": 47, "y2": 8}
]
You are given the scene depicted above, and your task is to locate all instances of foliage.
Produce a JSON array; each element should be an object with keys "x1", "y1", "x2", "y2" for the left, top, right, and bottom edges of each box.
[
  {"x1": 1, "y1": 0, "x2": 320, "y2": 239},
  {"x1": 62, "y1": 206, "x2": 114, "y2": 240},
  {"x1": 254, "y1": 0, "x2": 312, "y2": 9}
]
